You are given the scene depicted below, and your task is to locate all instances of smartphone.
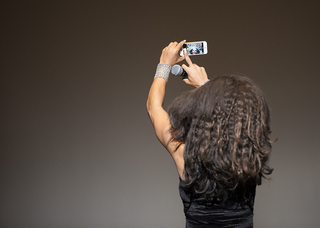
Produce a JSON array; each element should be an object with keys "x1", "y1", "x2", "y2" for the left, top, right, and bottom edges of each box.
[{"x1": 180, "y1": 41, "x2": 208, "y2": 56}]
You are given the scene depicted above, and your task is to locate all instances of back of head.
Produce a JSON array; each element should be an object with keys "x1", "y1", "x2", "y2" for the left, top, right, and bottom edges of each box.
[{"x1": 168, "y1": 75, "x2": 273, "y2": 201}]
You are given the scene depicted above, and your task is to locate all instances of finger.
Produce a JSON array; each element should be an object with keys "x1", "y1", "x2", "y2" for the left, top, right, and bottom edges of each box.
[
  {"x1": 169, "y1": 42, "x2": 177, "y2": 48},
  {"x1": 181, "y1": 64, "x2": 192, "y2": 78},
  {"x1": 176, "y1": 40, "x2": 186, "y2": 50},
  {"x1": 184, "y1": 50, "x2": 193, "y2": 66},
  {"x1": 182, "y1": 78, "x2": 190, "y2": 85},
  {"x1": 181, "y1": 64, "x2": 189, "y2": 71},
  {"x1": 201, "y1": 67, "x2": 208, "y2": 78},
  {"x1": 162, "y1": 46, "x2": 168, "y2": 52}
]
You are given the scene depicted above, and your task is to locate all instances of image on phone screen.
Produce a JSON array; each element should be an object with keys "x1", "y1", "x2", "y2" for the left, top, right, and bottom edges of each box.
[{"x1": 183, "y1": 42, "x2": 204, "y2": 55}]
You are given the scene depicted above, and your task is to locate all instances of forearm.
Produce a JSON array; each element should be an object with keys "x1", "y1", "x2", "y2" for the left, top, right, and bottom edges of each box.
[
  {"x1": 147, "y1": 40, "x2": 185, "y2": 124},
  {"x1": 146, "y1": 78, "x2": 167, "y2": 117}
]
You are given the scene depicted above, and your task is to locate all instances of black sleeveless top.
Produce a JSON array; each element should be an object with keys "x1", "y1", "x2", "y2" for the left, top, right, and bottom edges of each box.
[{"x1": 179, "y1": 179, "x2": 256, "y2": 228}]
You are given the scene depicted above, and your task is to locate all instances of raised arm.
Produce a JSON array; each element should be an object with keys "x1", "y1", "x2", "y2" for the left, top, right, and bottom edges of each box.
[
  {"x1": 147, "y1": 40, "x2": 210, "y2": 179},
  {"x1": 146, "y1": 41, "x2": 185, "y2": 154}
]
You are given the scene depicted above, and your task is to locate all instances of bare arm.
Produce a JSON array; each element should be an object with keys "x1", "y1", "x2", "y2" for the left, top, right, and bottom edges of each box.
[
  {"x1": 146, "y1": 41, "x2": 185, "y2": 154},
  {"x1": 146, "y1": 41, "x2": 209, "y2": 178},
  {"x1": 146, "y1": 41, "x2": 187, "y2": 177}
]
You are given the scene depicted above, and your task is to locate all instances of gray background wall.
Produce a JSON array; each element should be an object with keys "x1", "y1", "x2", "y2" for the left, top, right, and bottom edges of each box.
[{"x1": 1, "y1": 1, "x2": 320, "y2": 227}]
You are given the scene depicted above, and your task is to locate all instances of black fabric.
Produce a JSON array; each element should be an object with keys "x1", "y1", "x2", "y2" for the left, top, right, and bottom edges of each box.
[{"x1": 179, "y1": 179, "x2": 256, "y2": 228}]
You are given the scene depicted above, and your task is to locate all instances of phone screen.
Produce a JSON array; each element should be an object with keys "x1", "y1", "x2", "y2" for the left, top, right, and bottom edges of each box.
[{"x1": 183, "y1": 42, "x2": 205, "y2": 55}]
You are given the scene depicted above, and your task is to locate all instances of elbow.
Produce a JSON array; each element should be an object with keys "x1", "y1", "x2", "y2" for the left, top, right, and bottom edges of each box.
[
  {"x1": 146, "y1": 99, "x2": 152, "y2": 115},
  {"x1": 146, "y1": 95, "x2": 158, "y2": 114},
  {"x1": 146, "y1": 99, "x2": 156, "y2": 119},
  {"x1": 146, "y1": 98, "x2": 161, "y2": 122}
]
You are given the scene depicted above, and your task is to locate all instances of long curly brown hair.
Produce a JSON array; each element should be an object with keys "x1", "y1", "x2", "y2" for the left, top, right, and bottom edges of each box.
[{"x1": 168, "y1": 75, "x2": 273, "y2": 201}]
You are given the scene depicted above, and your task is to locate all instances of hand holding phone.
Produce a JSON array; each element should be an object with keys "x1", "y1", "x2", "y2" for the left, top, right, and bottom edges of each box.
[
  {"x1": 159, "y1": 40, "x2": 186, "y2": 66},
  {"x1": 179, "y1": 41, "x2": 208, "y2": 57}
]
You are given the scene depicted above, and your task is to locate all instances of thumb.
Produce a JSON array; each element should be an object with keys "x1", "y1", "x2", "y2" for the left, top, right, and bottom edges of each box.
[{"x1": 178, "y1": 55, "x2": 186, "y2": 63}]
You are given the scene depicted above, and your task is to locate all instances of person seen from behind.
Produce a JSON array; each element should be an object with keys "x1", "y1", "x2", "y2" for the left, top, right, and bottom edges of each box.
[{"x1": 147, "y1": 40, "x2": 273, "y2": 228}]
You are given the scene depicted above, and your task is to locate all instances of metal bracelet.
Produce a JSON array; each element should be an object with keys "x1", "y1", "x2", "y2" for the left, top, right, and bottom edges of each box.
[{"x1": 154, "y1": 63, "x2": 171, "y2": 81}]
